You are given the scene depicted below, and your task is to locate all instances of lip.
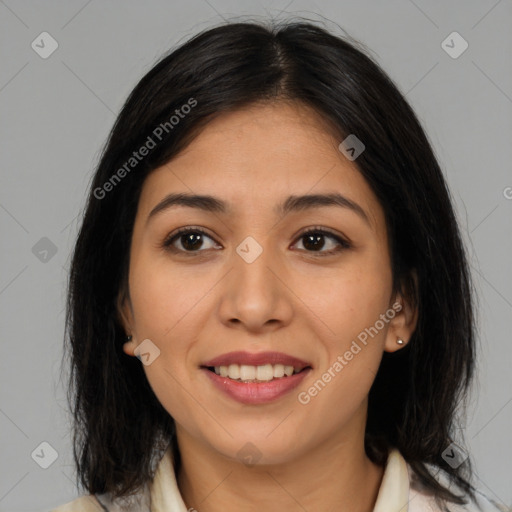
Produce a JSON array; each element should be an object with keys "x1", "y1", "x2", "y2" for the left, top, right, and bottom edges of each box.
[
  {"x1": 201, "y1": 351, "x2": 312, "y2": 370},
  {"x1": 201, "y1": 366, "x2": 312, "y2": 405}
]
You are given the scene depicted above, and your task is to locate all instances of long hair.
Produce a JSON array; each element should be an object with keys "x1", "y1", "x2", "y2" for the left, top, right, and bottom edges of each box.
[{"x1": 63, "y1": 18, "x2": 477, "y2": 511}]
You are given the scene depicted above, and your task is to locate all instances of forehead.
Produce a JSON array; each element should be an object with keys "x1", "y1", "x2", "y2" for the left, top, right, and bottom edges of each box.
[
  {"x1": 175, "y1": 100, "x2": 344, "y2": 163},
  {"x1": 137, "y1": 101, "x2": 384, "y2": 233}
]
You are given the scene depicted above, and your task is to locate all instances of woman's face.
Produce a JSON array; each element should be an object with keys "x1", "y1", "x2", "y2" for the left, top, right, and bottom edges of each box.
[{"x1": 121, "y1": 101, "x2": 413, "y2": 464}]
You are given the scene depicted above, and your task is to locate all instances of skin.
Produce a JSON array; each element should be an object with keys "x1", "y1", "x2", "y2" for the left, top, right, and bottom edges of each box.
[{"x1": 120, "y1": 101, "x2": 418, "y2": 512}]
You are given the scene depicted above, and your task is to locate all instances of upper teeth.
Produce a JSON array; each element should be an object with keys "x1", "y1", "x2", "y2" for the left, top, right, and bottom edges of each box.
[{"x1": 214, "y1": 364, "x2": 299, "y2": 381}]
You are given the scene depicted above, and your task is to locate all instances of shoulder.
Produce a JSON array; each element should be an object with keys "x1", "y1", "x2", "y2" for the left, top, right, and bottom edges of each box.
[
  {"x1": 51, "y1": 495, "x2": 106, "y2": 512},
  {"x1": 406, "y1": 464, "x2": 508, "y2": 512},
  {"x1": 51, "y1": 489, "x2": 150, "y2": 511},
  {"x1": 408, "y1": 489, "x2": 509, "y2": 512}
]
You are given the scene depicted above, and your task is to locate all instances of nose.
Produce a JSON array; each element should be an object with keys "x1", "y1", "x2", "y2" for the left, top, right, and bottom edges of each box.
[{"x1": 217, "y1": 237, "x2": 294, "y2": 333}]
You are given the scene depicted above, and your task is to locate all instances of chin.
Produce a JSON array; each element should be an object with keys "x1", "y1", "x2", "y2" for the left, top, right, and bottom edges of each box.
[{"x1": 203, "y1": 430, "x2": 306, "y2": 467}]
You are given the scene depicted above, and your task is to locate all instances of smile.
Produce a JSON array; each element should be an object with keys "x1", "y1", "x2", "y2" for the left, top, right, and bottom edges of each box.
[
  {"x1": 208, "y1": 363, "x2": 305, "y2": 382},
  {"x1": 200, "y1": 351, "x2": 313, "y2": 404}
]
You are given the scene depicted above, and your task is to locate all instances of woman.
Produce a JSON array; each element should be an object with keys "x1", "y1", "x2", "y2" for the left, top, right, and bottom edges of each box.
[{"x1": 53, "y1": 19, "x2": 505, "y2": 512}]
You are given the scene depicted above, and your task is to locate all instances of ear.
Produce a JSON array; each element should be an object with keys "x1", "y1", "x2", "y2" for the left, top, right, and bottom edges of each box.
[
  {"x1": 116, "y1": 287, "x2": 137, "y2": 357},
  {"x1": 384, "y1": 269, "x2": 418, "y2": 353}
]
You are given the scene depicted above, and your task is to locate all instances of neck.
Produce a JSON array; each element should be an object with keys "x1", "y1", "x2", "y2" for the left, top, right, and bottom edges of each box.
[{"x1": 175, "y1": 427, "x2": 385, "y2": 512}]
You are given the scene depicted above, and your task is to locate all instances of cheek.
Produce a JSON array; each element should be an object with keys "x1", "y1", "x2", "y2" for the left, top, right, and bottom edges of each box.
[
  {"x1": 129, "y1": 249, "x2": 211, "y2": 339},
  {"x1": 128, "y1": 267, "x2": 200, "y2": 431},
  {"x1": 297, "y1": 279, "x2": 389, "y2": 429},
  {"x1": 295, "y1": 253, "x2": 392, "y2": 410},
  {"x1": 303, "y1": 252, "x2": 392, "y2": 345},
  {"x1": 127, "y1": 253, "x2": 216, "y2": 427}
]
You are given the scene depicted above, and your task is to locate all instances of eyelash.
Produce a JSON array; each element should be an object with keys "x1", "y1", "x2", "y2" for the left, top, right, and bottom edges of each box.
[{"x1": 161, "y1": 226, "x2": 351, "y2": 257}]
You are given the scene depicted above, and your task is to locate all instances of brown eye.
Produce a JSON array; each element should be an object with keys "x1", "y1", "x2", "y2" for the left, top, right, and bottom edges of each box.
[
  {"x1": 293, "y1": 228, "x2": 351, "y2": 256},
  {"x1": 163, "y1": 228, "x2": 220, "y2": 253},
  {"x1": 162, "y1": 226, "x2": 350, "y2": 257}
]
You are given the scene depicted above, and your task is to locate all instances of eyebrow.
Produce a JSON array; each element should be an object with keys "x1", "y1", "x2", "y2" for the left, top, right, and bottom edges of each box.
[{"x1": 147, "y1": 192, "x2": 371, "y2": 227}]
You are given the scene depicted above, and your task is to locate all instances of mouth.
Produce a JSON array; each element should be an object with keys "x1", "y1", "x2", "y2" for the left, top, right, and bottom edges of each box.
[
  {"x1": 203, "y1": 363, "x2": 311, "y2": 383},
  {"x1": 201, "y1": 364, "x2": 312, "y2": 405},
  {"x1": 200, "y1": 351, "x2": 313, "y2": 383}
]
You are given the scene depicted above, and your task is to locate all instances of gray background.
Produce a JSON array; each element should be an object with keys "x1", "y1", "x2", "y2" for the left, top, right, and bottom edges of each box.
[{"x1": 1, "y1": 1, "x2": 511, "y2": 511}]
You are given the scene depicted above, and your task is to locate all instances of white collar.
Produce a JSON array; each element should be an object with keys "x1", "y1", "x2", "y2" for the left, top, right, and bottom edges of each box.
[{"x1": 148, "y1": 445, "x2": 411, "y2": 512}]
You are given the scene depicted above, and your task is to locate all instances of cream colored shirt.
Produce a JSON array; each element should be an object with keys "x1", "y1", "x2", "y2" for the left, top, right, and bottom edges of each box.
[{"x1": 52, "y1": 446, "x2": 506, "y2": 512}]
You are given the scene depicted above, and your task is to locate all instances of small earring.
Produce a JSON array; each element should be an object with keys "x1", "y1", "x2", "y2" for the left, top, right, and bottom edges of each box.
[
  {"x1": 126, "y1": 335, "x2": 132, "y2": 341},
  {"x1": 397, "y1": 338, "x2": 404, "y2": 345}
]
